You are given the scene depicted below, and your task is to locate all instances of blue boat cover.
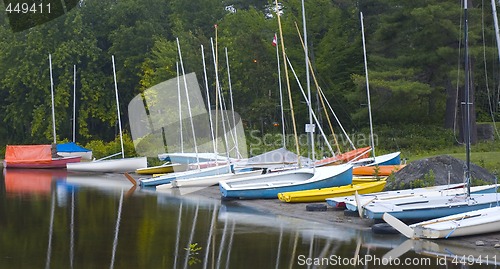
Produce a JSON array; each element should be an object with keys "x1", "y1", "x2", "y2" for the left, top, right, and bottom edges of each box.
[{"x1": 57, "y1": 142, "x2": 91, "y2": 153}]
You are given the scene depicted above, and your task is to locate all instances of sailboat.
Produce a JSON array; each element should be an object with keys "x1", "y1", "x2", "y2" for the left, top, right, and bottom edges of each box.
[
  {"x1": 219, "y1": 2, "x2": 354, "y2": 200},
  {"x1": 66, "y1": 56, "x2": 147, "y2": 173},
  {"x1": 349, "y1": 12, "x2": 401, "y2": 168},
  {"x1": 360, "y1": 3, "x2": 500, "y2": 222},
  {"x1": 57, "y1": 65, "x2": 93, "y2": 160},
  {"x1": 383, "y1": 205, "x2": 500, "y2": 239},
  {"x1": 381, "y1": 1, "x2": 500, "y2": 238},
  {"x1": 3, "y1": 55, "x2": 82, "y2": 169}
]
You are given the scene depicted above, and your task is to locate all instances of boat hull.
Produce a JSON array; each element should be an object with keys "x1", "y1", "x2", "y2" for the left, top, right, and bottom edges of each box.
[
  {"x1": 352, "y1": 165, "x2": 405, "y2": 176},
  {"x1": 135, "y1": 163, "x2": 187, "y2": 175},
  {"x1": 219, "y1": 164, "x2": 353, "y2": 199},
  {"x1": 139, "y1": 164, "x2": 233, "y2": 187},
  {"x1": 278, "y1": 180, "x2": 386, "y2": 203},
  {"x1": 412, "y1": 206, "x2": 500, "y2": 238},
  {"x1": 66, "y1": 157, "x2": 147, "y2": 173},
  {"x1": 325, "y1": 183, "x2": 467, "y2": 209},
  {"x1": 4, "y1": 156, "x2": 82, "y2": 169},
  {"x1": 364, "y1": 193, "x2": 500, "y2": 220}
]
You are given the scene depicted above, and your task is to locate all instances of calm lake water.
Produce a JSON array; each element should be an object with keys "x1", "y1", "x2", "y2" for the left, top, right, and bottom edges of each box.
[{"x1": 0, "y1": 168, "x2": 498, "y2": 269}]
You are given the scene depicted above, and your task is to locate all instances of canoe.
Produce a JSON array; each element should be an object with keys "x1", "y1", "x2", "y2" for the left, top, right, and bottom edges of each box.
[
  {"x1": 346, "y1": 184, "x2": 497, "y2": 212},
  {"x1": 135, "y1": 163, "x2": 187, "y2": 175},
  {"x1": 363, "y1": 191, "x2": 500, "y2": 220},
  {"x1": 384, "y1": 206, "x2": 500, "y2": 239},
  {"x1": 3, "y1": 144, "x2": 82, "y2": 169},
  {"x1": 325, "y1": 183, "x2": 467, "y2": 209},
  {"x1": 66, "y1": 157, "x2": 147, "y2": 173},
  {"x1": 139, "y1": 164, "x2": 233, "y2": 187},
  {"x1": 277, "y1": 180, "x2": 386, "y2": 203},
  {"x1": 352, "y1": 165, "x2": 405, "y2": 176},
  {"x1": 219, "y1": 164, "x2": 353, "y2": 199}
]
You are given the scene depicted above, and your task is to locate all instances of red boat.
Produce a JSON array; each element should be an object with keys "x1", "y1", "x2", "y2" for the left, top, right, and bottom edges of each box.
[{"x1": 3, "y1": 144, "x2": 81, "y2": 169}]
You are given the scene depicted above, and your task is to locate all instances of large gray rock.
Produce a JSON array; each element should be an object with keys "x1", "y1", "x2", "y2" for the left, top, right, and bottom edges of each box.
[{"x1": 386, "y1": 155, "x2": 497, "y2": 190}]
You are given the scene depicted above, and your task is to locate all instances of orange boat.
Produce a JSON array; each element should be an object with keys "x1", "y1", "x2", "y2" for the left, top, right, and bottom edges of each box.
[
  {"x1": 3, "y1": 145, "x2": 81, "y2": 169},
  {"x1": 352, "y1": 164, "x2": 405, "y2": 176},
  {"x1": 316, "y1": 146, "x2": 371, "y2": 166}
]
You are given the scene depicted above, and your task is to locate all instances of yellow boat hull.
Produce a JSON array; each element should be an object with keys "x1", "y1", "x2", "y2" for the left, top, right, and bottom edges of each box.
[
  {"x1": 352, "y1": 176, "x2": 387, "y2": 184},
  {"x1": 277, "y1": 180, "x2": 387, "y2": 203},
  {"x1": 135, "y1": 163, "x2": 186, "y2": 175}
]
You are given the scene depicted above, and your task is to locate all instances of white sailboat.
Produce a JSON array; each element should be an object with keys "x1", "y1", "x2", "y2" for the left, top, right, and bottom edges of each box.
[
  {"x1": 66, "y1": 56, "x2": 147, "y2": 173},
  {"x1": 349, "y1": 12, "x2": 401, "y2": 167},
  {"x1": 365, "y1": 2, "x2": 499, "y2": 223},
  {"x1": 383, "y1": 204, "x2": 500, "y2": 239}
]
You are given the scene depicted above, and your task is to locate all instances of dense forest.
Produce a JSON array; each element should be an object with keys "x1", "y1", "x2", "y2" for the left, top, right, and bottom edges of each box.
[{"x1": 0, "y1": 0, "x2": 499, "y2": 156}]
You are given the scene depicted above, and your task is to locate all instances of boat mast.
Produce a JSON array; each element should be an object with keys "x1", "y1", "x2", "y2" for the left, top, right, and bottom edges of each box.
[
  {"x1": 274, "y1": 33, "x2": 286, "y2": 148},
  {"x1": 464, "y1": 0, "x2": 472, "y2": 196},
  {"x1": 211, "y1": 38, "x2": 230, "y2": 160},
  {"x1": 176, "y1": 38, "x2": 200, "y2": 168},
  {"x1": 492, "y1": 0, "x2": 500, "y2": 67},
  {"x1": 176, "y1": 62, "x2": 184, "y2": 153},
  {"x1": 275, "y1": 0, "x2": 301, "y2": 167},
  {"x1": 73, "y1": 65, "x2": 76, "y2": 143},
  {"x1": 49, "y1": 54, "x2": 56, "y2": 144},
  {"x1": 301, "y1": 0, "x2": 315, "y2": 165},
  {"x1": 224, "y1": 47, "x2": 241, "y2": 158},
  {"x1": 201, "y1": 45, "x2": 217, "y2": 157},
  {"x1": 111, "y1": 55, "x2": 125, "y2": 158},
  {"x1": 360, "y1": 12, "x2": 376, "y2": 159}
]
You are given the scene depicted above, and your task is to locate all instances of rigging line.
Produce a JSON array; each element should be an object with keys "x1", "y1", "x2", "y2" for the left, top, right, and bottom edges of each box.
[
  {"x1": 294, "y1": 21, "x2": 341, "y2": 155},
  {"x1": 484, "y1": 0, "x2": 500, "y2": 140},
  {"x1": 454, "y1": 0, "x2": 465, "y2": 145},
  {"x1": 201, "y1": 45, "x2": 217, "y2": 158},
  {"x1": 275, "y1": 0, "x2": 301, "y2": 166},
  {"x1": 286, "y1": 56, "x2": 335, "y2": 157},
  {"x1": 318, "y1": 88, "x2": 356, "y2": 149},
  {"x1": 225, "y1": 47, "x2": 241, "y2": 159}
]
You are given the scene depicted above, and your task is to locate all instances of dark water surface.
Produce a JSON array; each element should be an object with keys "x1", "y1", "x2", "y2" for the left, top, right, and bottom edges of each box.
[{"x1": 0, "y1": 168, "x2": 498, "y2": 269}]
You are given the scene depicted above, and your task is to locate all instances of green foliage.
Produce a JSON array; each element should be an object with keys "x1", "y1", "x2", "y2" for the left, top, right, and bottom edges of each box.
[
  {"x1": 84, "y1": 133, "x2": 138, "y2": 160},
  {"x1": 184, "y1": 243, "x2": 202, "y2": 266}
]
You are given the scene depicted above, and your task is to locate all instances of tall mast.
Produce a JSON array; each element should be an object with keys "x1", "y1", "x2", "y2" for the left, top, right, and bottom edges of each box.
[
  {"x1": 361, "y1": 12, "x2": 376, "y2": 159},
  {"x1": 225, "y1": 47, "x2": 240, "y2": 158},
  {"x1": 464, "y1": 0, "x2": 471, "y2": 196},
  {"x1": 275, "y1": 0, "x2": 301, "y2": 166},
  {"x1": 49, "y1": 54, "x2": 56, "y2": 144},
  {"x1": 274, "y1": 33, "x2": 286, "y2": 148},
  {"x1": 72, "y1": 65, "x2": 76, "y2": 142},
  {"x1": 301, "y1": 0, "x2": 315, "y2": 164},
  {"x1": 201, "y1": 45, "x2": 217, "y2": 156},
  {"x1": 111, "y1": 55, "x2": 125, "y2": 158},
  {"x1": 176, "y1": 62, "x2": 184, "y2": 153},
  {"x1": 176, "y1": 38, "x2": 200, "y2": 169}
]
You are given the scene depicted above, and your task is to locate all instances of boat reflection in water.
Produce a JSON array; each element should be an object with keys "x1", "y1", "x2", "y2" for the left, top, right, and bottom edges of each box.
[{"x1": 2, "y1": 170, "x2": 497, "y2": 268}]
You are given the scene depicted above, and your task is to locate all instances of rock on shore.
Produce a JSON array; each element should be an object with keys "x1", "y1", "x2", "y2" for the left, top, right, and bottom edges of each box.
[{"x1": 386, "y1": 155, "x2": 497, "y2": 190}]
